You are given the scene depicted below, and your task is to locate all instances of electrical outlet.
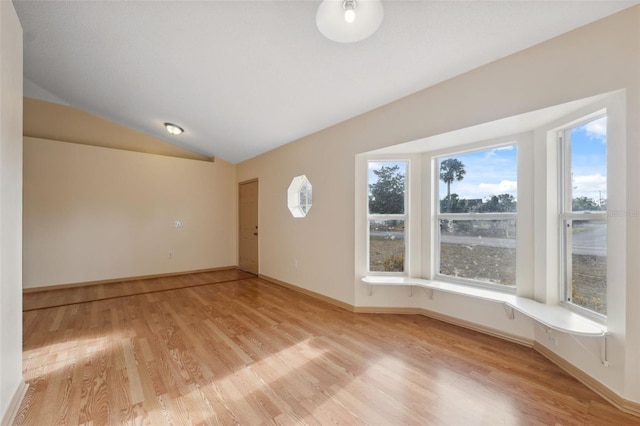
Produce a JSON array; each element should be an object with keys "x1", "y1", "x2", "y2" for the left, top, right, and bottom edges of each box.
[
  {"x1": 293, "y1": 258, "x2": 298, "y2": 269},
  {"x1": 168, "y1": 250, "x2": 173, "y2": 259},
  {"x1": 547, "y1": 332, "x2": 558, "y2": 347}
]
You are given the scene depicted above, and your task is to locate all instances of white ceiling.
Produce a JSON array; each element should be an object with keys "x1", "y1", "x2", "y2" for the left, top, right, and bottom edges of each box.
[{"x1": 13, "y1": 0, "x2": 639, "y2": 164}]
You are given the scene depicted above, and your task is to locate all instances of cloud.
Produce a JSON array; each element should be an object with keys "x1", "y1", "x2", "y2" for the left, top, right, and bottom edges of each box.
[
  {"x1": 573, "y1": 173, "x2": 606, "y2": 190},
  {"x1": 585, "y1": 116, "x2": 607, "y2": 141},
  {"x1": 478, "y1": 180, "x2": 518, "y2": 195},
  {"x1": 484, "y1": 145, "x2": 515, "y2": 159},
  {"x1": 573, "y1": 174, "x2": 607, "y2": 200}
]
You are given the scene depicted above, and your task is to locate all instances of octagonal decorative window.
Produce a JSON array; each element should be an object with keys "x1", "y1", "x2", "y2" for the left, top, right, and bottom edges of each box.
[{"x1": 288, "y1": 175, "x2": 312, "y2": 218}]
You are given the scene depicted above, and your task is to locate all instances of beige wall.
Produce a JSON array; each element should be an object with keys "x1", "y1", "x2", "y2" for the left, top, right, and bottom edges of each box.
[
  {"x1": 13, "y1": 1, "x2": 640, "y2": 411},
  {"x1": 23, "y1": 137, "x2": 237, "y2": 288},
  {"x1": 24, "y1": 97, "x2": 211, "y2": 161},
  {"x1": 238, "y1": 7, "x2": 640, "y2": 404},
  {"x1": 0, "y1": 0, "x2": 24, "y2": 422}
]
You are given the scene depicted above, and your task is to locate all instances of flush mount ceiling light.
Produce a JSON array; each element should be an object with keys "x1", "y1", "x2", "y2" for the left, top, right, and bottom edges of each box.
[
  {"x1": 164, "y1": 122, "x2": 184, "y2": 135},
  {"x1": 316, "y1": 0, "x2": 384, "y2": 43}
]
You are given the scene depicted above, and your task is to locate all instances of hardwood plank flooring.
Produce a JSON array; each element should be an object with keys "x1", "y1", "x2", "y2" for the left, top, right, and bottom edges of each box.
[
  {"x1": 23, "y1": 269, "x2": 255, "y2": 311},
  {"x1": 15, "y1": 271, "x2": 640, "y2": 425}
]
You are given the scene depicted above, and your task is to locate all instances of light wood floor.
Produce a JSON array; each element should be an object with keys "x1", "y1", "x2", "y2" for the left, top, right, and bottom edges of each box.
[
  {"x1": 15, "y1": 271, "x2": 640, "y2": 425},
  {"x1": 23, "y1": 269, "x2": 256, "y2": 311}
]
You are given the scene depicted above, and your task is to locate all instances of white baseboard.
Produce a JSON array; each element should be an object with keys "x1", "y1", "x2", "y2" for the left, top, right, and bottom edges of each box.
[
  {"x1": 534, "y1": 342, "x2": 640, "y2": 417},
  {"x1": 1, "y1": 379, "x2": 28, "y2": 426},
  {"x1": 259, "y1": 274, "x2": 354, "y2": 311}
]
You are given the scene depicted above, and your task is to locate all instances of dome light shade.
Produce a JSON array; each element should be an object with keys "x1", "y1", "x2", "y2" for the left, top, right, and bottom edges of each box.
[
  {"x1": 164, "y1": 122, "x2": 184, "y2": 135},
  {"x1": 316, "y1": 0, "x2": 384, "y2": 43}
]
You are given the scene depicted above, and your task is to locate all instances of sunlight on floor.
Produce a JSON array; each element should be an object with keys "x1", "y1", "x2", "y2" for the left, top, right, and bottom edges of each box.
[
  {"x1": 183, "y1": 337, "x2": 331, "y2": 422},
  {"x1": 23, "y1": 331, "x2": 121, "y2": 380}
]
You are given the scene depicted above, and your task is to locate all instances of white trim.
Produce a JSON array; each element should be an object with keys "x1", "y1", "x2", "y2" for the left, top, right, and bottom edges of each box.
[{"x1": 1, "y1": 379, "x2": 27, "y2": 426}]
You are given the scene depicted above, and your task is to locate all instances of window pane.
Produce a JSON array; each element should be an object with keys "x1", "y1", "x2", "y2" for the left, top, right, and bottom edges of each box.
[
  {"x1": 562, "y1": 115, "x2": 607, "y2": 317},
  {"x1": 439, "y1": 219, "x2": 516, "y2": 286},
  {"x1": 299, "y1": 180, "x2": 312, "y2": 214},
  {"x1": 569, "y1": 116, "x2": 607, "y2": 212},
  {"x1": 368, "y1": 162, "x2": 406, "y2": 214},
  {"x1": 369, "y1": 220, "x2": 405, "y2": 272},
  {"x1": 567, "y1": 220, "x2": 607, "y2": 315},
  {"x1": 438, "y1": 146, "x2": 517, "y2": 213}
]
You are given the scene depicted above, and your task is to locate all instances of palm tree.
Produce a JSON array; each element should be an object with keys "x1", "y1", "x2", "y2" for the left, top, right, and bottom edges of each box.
[{"x1": 439, "y1": 158, "x2": 466, "y2": 212}]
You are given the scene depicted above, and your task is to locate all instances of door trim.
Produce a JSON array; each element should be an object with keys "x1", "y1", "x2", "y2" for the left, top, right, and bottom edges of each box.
[{"x1": 238, "y1": 179, "x2": 259, "y2": 274}]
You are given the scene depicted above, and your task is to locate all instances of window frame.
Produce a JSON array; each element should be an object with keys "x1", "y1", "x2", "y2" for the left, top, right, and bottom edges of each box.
[
  {"x1": 287, "y1": 175, "x2": 312, "y2": 218},
  {"x1": 433, "y1": 143, "x2": 518, "y2": 293},
  {"x1": 366, "y1": 160, "x2": 409, "y2": 275},
  {"x1": 557, "y1": 113, "x2": 608, "y2": 321}
]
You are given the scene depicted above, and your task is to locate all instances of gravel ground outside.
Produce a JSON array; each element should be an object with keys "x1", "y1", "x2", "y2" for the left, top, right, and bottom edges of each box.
[{"x1": 369, "y1": 238, "x2": 606, "y2": 315}]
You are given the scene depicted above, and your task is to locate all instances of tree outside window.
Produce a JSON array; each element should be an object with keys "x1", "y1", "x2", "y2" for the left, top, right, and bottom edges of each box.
[
  {"x1": 368, "y1": 162, "x2": 407, "y2": 273},
  {"x1": 437, "y1": 145, "x2": 518, "y2": 288}
]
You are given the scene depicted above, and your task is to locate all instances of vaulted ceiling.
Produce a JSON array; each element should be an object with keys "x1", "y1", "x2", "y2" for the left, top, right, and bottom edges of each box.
[{"x1": 13, "y1": 0, "x2": 639, "y2": 163}]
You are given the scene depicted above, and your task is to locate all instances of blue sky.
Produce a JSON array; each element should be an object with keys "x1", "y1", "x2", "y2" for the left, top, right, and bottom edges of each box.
[
  {"x1": 438, "y1": 145, "x2": 517, "y2": 200},
  {"x1": 570, "y1": 116, "x2": 607, "y2": 202},
  {"x1": 368, "y1": 115, "x2": 607, "y2": 203}
]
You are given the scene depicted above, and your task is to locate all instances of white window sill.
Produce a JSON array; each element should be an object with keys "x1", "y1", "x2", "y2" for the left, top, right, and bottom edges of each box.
[{"x1": 361, "y1": 276, "x2": 607, "y2": 337}]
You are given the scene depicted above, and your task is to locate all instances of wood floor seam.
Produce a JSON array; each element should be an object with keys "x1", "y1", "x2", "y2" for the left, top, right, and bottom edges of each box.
[{"x1": 23, "y1": 272, "x2": 257, "y2": 312}]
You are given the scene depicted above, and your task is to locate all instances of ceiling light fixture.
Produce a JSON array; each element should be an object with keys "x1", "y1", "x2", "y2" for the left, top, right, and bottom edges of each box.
[
  {"x1": 164, "y1": 122, "x2": 184, "y2": 135},
  {"x1": 316, "y1": 0, "x2": 384, "y2": 43},
  {"x1": 344, "y1": 0, "x2": 356, "y2": 23}
]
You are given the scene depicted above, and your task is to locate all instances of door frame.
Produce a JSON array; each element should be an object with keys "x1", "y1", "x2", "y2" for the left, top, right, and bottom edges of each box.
[{"x1": 238, "y1": 178, "x2": 259, "y2": 274}]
